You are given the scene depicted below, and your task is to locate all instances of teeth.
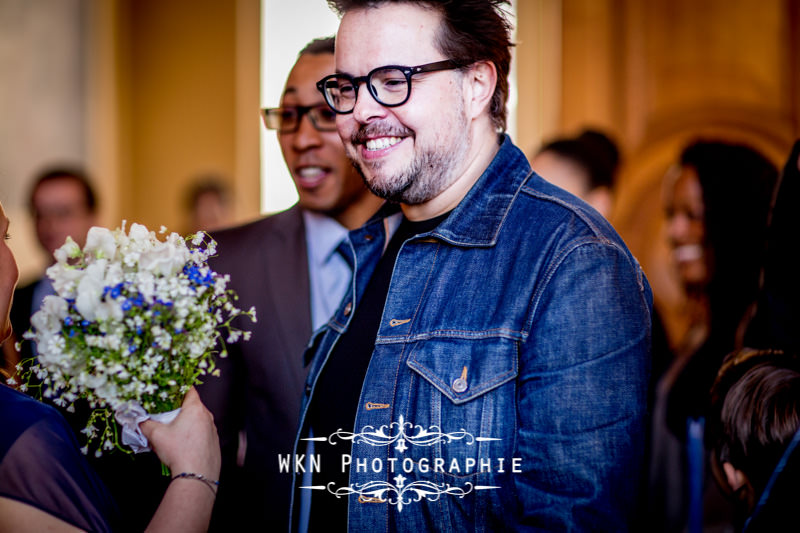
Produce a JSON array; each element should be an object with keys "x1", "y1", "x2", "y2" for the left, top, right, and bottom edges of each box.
[
  {"x1": 365, "y1": 137, "x2": 402, "y2": 151},
  {"x1": 673, "y1": 244, "x2": 703, "y2": 262},
  {"x1": 298, "y1": 167, "x2": 324, "y2": 178}
]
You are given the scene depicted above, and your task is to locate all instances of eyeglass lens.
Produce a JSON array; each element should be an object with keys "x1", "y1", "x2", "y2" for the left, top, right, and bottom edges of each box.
[
  {"x1": 323, "y1": 67, "x2": 410, "y2": 113},
  {"x1": 264, "y1": 105, "x2": 337, "y2": 133}
]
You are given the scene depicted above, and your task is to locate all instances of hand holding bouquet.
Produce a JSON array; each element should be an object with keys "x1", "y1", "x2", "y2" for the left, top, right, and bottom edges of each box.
[{"x1": 11, "y1": 223, "x2": 255, "y2": 456}]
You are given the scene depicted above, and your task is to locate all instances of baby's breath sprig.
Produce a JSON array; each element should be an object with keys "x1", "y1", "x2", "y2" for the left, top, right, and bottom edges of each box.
[{"x1": 11, "y1": 223, "x2": 255, "y2": 456}]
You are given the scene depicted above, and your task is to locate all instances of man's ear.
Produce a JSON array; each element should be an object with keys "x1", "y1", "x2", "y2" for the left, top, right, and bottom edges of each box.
[
  {"x1": 723, "y1": 462, "x2": 758, "y2": 510},
  {"x1": 723, "y1": 461, "x2": 748, "y2": 491},
  {"x1": 463, "y1": 61, "x2": 497, "y2": 121}
]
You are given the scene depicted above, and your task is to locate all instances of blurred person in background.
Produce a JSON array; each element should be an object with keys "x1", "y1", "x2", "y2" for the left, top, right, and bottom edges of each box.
[
  {"x1": 197, "y1": 36, "x2": 383, "y2": 531},
  {"x1": 649, "y1": 140, "x2": 778, "y2": 532},
  {"x1": 183, "y1": 175, "x2": 234, "y2": 234},
  {"x1": 708, "y1": 348, "x2": 800, "y2": 532},
  {"x1": 531, "y1": 129, "x2": 619, "y2": 219},
  {"x1": 743, "y1": 140, "x2": 800, "y2": 354},
  {"x1": 4, "y1": 168, "x2": 97, "y2": 376}
]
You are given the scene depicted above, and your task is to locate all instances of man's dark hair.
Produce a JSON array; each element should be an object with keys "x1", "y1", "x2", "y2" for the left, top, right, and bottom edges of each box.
[
  {"x1": 29, "y1": 167, "x2": 97, "y2": 214},
  {"x1": 326, "y1": 0, "x2": 513, "y2": 131},
  {"x1": 299, "y1": 36, "x2": 335, "y2": 57},
  {"x1": 710, "y1": 348, "x2": 800, "y2": 499}
]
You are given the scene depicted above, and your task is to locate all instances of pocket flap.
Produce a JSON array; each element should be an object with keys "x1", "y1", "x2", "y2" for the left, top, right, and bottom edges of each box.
[{"x1": 406, "y1": 337, "x2": 518, "y2": 404}]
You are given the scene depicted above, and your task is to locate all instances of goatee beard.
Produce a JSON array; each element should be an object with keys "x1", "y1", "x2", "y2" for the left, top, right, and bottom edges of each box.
[{"x1": 349, "y1": 125, "x2": 469, "y2": 206}]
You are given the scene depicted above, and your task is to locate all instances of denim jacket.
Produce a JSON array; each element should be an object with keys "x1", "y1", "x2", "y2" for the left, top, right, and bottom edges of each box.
[{"x1": 290, "y1": 136, "x2": 652, "y2": 531}]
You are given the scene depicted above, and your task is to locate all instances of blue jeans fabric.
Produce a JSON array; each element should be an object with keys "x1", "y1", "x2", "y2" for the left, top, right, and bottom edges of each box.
[{"x1": 290, "y1": 136, "x2": 652, "y2": 531}]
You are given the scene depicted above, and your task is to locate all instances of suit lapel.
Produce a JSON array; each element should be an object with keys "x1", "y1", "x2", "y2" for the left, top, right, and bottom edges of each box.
[{"x1": 261, "y1": 206, "x2": 313, "y2": 362}]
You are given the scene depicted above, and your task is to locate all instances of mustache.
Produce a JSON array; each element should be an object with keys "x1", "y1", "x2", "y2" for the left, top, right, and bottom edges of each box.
[{"x1": 351, "y1": 123, "x2": 413, "y2": 144}]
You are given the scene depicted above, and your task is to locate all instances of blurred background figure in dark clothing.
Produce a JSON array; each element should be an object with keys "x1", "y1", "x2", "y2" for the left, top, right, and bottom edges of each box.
[
  {"x1": 531, "y1": 129, "x2": 620, "y2": 219},
  {"x1": 743, "y1": 140, "x2": 800, "y2": 354}
]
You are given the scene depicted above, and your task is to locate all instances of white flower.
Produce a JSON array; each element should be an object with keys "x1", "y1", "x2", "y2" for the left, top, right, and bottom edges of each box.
[
  {"x1": 104, "y1": 262, "x2": 124, "y2": 288},
  {"x1": 46, "y1": 263, "x2": 84, "y2": 298},
  {"x1": 140, "y1": 241, "x2": 188, "y2": 277},
  {"x1": 95, "y1": 299, "x2": 124, "y2": 323},
  {"x1": 54, "y1": 237, "x2": 82, "y2": 263},
  {"x1": 128, "y1": 223, "x2": 150, "y2": 243},
  {"x1": 30, "y1": 295, "x2": 69, "y2": 334},
  {"x1": 84, "y1": 227, "x2": 117, "y2": 260},
  {"x1": 75, "y1": 261, "x2": 107, "y2": 321}
]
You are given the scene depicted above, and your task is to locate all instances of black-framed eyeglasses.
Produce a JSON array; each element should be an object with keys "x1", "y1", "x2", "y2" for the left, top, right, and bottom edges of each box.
[
  {"x1": 316, "y1": 59, "x2": 464, "y2": 114},
  {"x1": 260, "y1": 105, "x2": 338, "y2": 133}
]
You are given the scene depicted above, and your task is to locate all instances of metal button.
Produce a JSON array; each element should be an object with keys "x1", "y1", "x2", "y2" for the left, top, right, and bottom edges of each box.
[
  {"x1": 364, "y1": 234, "x2": 374, "y2": 242},
  {"x1": 452, "y1": 377, "x2": 468, "y2": 393},
  {"x1": 343, "y1": 302, "x2": 353, "y2": 316}
]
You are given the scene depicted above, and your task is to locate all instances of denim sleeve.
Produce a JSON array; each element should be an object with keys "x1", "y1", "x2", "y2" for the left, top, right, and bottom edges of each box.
[{"x1": 516, "y1": 239, "x2": 652, "y2": 531}]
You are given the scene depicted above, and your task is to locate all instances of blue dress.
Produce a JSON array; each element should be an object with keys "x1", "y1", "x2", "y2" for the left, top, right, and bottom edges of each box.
[{"x1": 0, "y1": 384, "x2": 117, "y2": 532}]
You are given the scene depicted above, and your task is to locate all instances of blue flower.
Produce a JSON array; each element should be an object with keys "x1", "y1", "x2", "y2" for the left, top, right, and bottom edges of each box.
[{"x1": 110, "y1": 284, "x2": 122, "y2": 299}]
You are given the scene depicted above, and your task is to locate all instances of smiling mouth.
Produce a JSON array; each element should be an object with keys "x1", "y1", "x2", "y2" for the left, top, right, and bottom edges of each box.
[
  {"x1": 294, "y1": 166, "x2": 329, "y2": 188},
  {"x1": 673, "y1": 244, "x2": 703, "y2": 262},
  {"x1": 365, "y1": 137, "x2": 403, "y2": 151}
]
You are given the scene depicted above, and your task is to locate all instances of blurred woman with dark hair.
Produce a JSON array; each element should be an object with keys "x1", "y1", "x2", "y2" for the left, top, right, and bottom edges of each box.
[
  {"x1": 649, "y1": 140, "x2": 778, "y2": 531},
  {"x1": 665, "y1": 140, "x2": 778, "y2": 434}
]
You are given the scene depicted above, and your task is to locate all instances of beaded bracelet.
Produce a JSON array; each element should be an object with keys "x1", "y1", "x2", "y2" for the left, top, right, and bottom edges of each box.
[{"x1": 171, "y1": 472, "x2": 220, "y2": 496}]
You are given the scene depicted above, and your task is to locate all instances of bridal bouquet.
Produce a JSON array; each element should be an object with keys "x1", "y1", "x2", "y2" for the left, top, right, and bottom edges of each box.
[{"x1": 12, "y1": 223, "x2": 255, "y2": 456}]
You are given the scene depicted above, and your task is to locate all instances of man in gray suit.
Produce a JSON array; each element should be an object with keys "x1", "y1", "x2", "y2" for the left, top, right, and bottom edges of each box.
[{"x1": 198, "y1": 37, "x2": 383, "y2": 531}]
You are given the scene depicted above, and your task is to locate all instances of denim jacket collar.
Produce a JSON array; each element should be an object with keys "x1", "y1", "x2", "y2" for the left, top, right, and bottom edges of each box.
[
  {"x1": 360, "y1": 134, "x2": 530, "y2": 248},
  {"x1": 422, "y1": 134, "x2": 532, "y2": 247}
]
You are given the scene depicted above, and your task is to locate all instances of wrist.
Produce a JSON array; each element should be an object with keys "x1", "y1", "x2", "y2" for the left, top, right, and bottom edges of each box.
[{"x1": 171, "y1": 472, "x2": 219, "y2": 496}]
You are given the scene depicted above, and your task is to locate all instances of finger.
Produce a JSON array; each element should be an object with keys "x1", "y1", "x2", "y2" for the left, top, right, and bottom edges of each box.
[
  {"x1": 139, "y1": 417, "x2": 159, "y2": 439},
  {"x1": 182, "y1": 387, "x2": 200, "y2": 407}
]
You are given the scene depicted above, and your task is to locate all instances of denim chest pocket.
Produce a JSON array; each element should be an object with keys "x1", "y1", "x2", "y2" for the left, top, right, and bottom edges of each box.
[
  {"x1": 340, "y1": 338, "x2": 520, "y2": 532},
  {"x1": 399, "y1": 337, "x2": 519, "y2": 481},
  {"x1": 406, "y1": 336, "x2": 518, "y2": 404}
]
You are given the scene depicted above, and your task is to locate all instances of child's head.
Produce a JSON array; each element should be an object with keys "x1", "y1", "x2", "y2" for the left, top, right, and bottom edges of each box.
[{"x1": 709, "y1": 348, "x2": 800, "y2": 511}]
